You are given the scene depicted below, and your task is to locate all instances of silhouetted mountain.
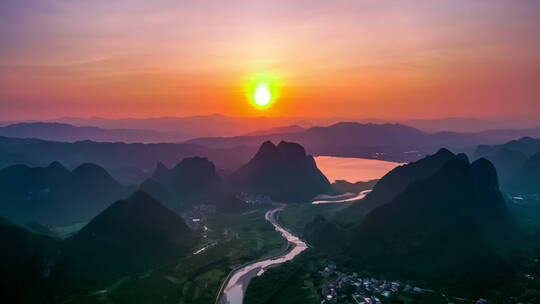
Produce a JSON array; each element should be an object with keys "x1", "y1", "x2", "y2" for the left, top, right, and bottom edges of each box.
[
  {"x1": 0, "y1": 122, "x2": 185, "y2": 143},
  {"x1": 338, "y1": 148, "x2": 456, "y2": 224},
  {"x1": 0, "y1": 162, "x2": 126, "y2": 225},
  {"x1": 475, "y1": 137, "x2": 540, "y2": 183},
  {"x1": 227, "y1": 141, "x2": 330, "y2": 202},
  {"x1": 477, "y1": 137, "x2": 540, "y2": 156},
  {"x1": 0, "y1": 135, "x2": 256, "y2": 175},
  {"x1": 0, "y1": 192, "x2": 198, "y2": 302},
  {"x1": 402, "y1": 117, "x2": 503, "y2": 132},
  {"x1": 345, "y1": 158, "x2": 516, "y2": 294},
  {"x1": 67, "y1": 191, "x2": 197, "y2": 278},
  {"x1": 139, "y1": 178, "x2": 171, "y2": 205},
  {"x1": 106, "y1": 166, "x2": 149, "y2": 185},
  {"x1": 507, "y1": 151, "x2": 540, "y2": 195},
  {"x1": 189, "y1": 122, "x2": 535, "y2": 163},
  {"x1": 403, "y1": 117, "x2": 540, "y2": 133},
  {"x1": 189, "y1": 121, "x2": 540, "y2": 163},
  {"x1": 189, "y1": 122, "x2": 430, "y2": 153},
  {"x1": 50, "y1": 114, "x2": 337, "y2": 138},
  {"x1": 0, "y1": 220, "x2": 62, "y2": 303},
  {"x1": 243, "y1": 125, "x2": 306, "y2": 136},
  {"x1": 152, "y1": 161, "x2": 170, "y2": 181},
  {"x1": 151, "y1": 157, "x2": 222, "y2": 209}
]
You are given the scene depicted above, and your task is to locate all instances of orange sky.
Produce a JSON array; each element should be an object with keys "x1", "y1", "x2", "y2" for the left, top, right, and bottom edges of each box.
[{"x1": 1, "y1": 0, "x2": 539, "y2": 120}]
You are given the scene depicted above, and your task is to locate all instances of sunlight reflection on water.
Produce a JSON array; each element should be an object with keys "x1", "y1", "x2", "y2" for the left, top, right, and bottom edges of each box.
[{"x1": 315, "y1": 156, "x2": 403, "y2": 183}]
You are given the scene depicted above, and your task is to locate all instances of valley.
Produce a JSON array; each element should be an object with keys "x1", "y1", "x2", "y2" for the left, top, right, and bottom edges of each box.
[
  {"x1": 218, "y1": 205, "x2": 308, "y2": 304},
  {"x1": 3, "y1": 3, "x2": 540, "y2": 303},
  {"x1": 3, "y1": 135, "x2": 540, "y2": 304}
]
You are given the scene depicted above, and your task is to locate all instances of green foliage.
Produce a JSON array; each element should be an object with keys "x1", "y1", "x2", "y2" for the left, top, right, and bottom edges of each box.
[
  {"x1": 278, "y1": 203, "x2": 349, "y2": 235},
  {"x1": 244, "y1": 249, "x2": 329, "y2": 304},
  {"x1": 84, "y1": 207, "x2": 287, "y2": 304}
]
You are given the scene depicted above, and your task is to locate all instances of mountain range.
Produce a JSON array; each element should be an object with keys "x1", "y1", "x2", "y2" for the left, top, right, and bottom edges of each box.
[
  {"x1": 65, "y1": 191, "x2": 198, "y2": 278},
  {"x1": 338, "y1": 148, "x2": 461, "y2": 224},
  {"x1": 506, "y1": 151, "x2": 540, "y2": 196},
  {"x1": 0, "y1": 161, "x2": 127, "y2": 225},
  {"x1": 147, "y1": 157, "x2": 223, "y2": 210},
  {"x1": 242, "y1": 125, "x2": 306, "y2": 136},
  {"x1": 346, "y1": 157, "x2": 517, "y2": 294},
  {"x1": 305, "y1": 152, "x2": 520, "y2": 296},
  {"x1": 474, "y1": 137, "x2": 540, "y2": 198},
  {"x1": 50, "y1": 114, "x2": 333, "y2": 138},
  {"x1": 0, "y1": 218, "x2": 62, "y2": 303},
  {"x1": 2, "y1": 121, "x2": 540, "y2": 178},
  {"x1": 48, "y1": 114, "x2": 540, "y2": 134},
  {"x1": 0, "y1": 122, "x2": 185, "y2": 143},
  {"x1": 0, "y1": 135, "x2": 257, "y2": 183},
  {"x1": 0, "y1": 191, "x2": 197, "y2": 302},
  {"x1": 189, "y1": 122, "x2": 540, "y2": 163}
]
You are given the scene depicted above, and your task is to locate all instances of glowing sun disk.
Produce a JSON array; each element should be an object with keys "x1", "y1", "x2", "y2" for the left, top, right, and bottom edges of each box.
[{"x1": 254, "y1": 85, "x2": 271, "y2": 106}]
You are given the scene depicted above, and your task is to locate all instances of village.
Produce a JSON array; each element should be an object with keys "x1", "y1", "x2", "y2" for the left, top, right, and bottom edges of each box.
[{"x1": 318, "y1": 264, "x2": 490, "y2": 304}]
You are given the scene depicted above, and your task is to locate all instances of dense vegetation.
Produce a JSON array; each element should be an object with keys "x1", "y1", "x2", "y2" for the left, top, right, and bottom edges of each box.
[{"x1": 244, "y1": 250, "x2": 327, "y2": 304}]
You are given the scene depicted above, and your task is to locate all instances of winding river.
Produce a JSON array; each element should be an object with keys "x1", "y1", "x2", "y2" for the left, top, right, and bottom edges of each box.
[
  {"x1": 217, "y1": 205, "x2": 308, "y2": 304},
  {"x1": 311, "y1": 190, "x2": 372, "y2": 204}
]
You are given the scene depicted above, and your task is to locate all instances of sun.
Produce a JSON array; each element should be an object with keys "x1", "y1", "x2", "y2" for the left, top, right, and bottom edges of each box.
[
  {"x1": 246, "y1": 73, "x2": 280, "y2": 110},
  {"x1": 254, "y1": 84, "x2": 272, "y2": 107}
]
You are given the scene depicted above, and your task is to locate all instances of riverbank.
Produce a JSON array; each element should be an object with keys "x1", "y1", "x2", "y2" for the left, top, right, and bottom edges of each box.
[
  {"x1": 216, "y1": 205, "x2": 308, "y2": 304},
  {"x1": 311, "y1": 190, "x2": 371, "y2": 204}
]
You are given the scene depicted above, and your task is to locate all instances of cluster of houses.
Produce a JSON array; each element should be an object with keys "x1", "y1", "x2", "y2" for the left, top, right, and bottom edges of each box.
[
  {"x1": 182, "y1": 204, "x2": 216, "y2": 230},
  {"x1": 236, "y1": 192, "x2": 274, "y2": 206},
  {"x1": 318, "y1": 264, "x2": 496, "y2": 304},
  {"x1": 319, "y1": 264, "x2": 425, "y2": 304}
]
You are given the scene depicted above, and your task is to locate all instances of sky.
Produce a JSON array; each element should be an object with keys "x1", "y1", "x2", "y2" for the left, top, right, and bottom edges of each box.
[{"x1": 1, "y1": 0, "x2": 539, "y2": 120}]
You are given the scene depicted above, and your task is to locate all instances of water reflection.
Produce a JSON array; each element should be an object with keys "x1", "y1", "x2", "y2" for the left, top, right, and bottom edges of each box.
[
  {"x1": 311, "y1": 190, "x2": 372, "y2": 204},
  {"x1": 315, "y1": 156, "x2": 403, "y2": 183}
]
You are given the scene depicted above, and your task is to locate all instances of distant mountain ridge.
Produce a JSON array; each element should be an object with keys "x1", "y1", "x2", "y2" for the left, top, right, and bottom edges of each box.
[
  {"x1": 49, "y1": 114, "x2": 540, "y2": 134},
  {"x1": 0, "y1": 122, "x2": 185, "y2": 143},
  {"x1": 188, "y1": 122, "x2": 540, "y2": 163},
  {"x1": 0, "y1": 135, "x2": 257, "y2": 176},
  {"x1": 50, "y1": 114, "x2": 332, "y2": 138},
  {"x1": 474, "y1": 137, "x2": 540, "y2": 185},
  {"x1": 506, "y1": 151, "x2": 540, "y2": 195},
  {"x1": 2, "y1": 120, "x2": 540, "y2": 170},
  {"x1": 243, "y1": 125, "x2": 306, "y2": 136}
]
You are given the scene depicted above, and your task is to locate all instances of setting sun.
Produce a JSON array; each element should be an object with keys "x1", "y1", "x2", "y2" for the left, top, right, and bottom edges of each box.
[
  {"x1": 246, "y1": 73, "x2": 280, "y2": 110},
  {"x1": 254, "y1": 85, "x2": 271, "y2": 107}
]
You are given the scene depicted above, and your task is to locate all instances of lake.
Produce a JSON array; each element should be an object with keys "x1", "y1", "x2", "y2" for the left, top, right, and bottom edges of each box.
[{"x1": 314, "y1": 156, "x2": 404, "y2": 183}]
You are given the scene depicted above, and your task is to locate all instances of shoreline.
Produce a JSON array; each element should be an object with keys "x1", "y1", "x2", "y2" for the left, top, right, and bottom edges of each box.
[{"x1": 215, "y1": 204, "x2": 307, "y2": 304}]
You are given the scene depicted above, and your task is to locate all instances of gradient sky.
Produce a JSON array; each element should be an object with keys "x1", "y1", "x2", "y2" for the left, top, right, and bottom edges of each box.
[{"x1": 1, "y1": 0, "x2": 539, "y2": 120}]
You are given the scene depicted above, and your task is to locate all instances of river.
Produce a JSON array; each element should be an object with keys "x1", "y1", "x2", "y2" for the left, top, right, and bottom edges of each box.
[
  {"x1": 311, "y1": 190, "x2": 372, "y2": 204},
  {"x1": 217, "y1": 205, "x2": 308, "y2": 304}
]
